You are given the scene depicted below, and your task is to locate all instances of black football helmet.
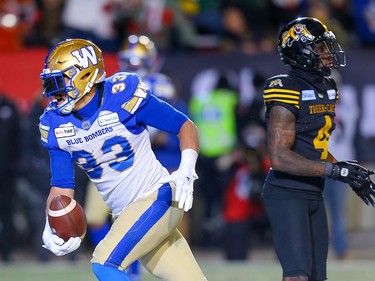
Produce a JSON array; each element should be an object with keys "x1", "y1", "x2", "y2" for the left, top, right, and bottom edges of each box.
[{"x1": 278, "y1": 17, "x2": 346, "y2": 75}]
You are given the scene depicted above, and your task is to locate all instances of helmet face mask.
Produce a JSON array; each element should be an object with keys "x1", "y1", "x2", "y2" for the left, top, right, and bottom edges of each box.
[
  {"x1": 118, "y1": 35, "x2": 157, "y2": 77},
  {"x1": 40, "y1": 39, "x2": 106, "y2": 114},
  {"x1": 278, "y1": 17, "x2": 346, "y2": 75}
]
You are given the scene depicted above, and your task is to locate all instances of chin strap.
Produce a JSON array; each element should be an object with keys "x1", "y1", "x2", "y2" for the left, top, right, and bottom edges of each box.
[{"x1": 60, "y1": 101, "x2": 75, "y2": 115}]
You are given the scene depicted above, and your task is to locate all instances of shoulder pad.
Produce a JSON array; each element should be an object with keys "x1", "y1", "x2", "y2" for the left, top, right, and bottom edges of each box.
[
  {"x1": 324, "y1": 76, "x2": 337, "y2": 88},
  {"x1": 105, "y1": 72, "x2": 152, "y2": 114},
  {"x1": 264, "y1": 74, "x2": 297, "y2": 90},
  {"x1": 39, "y1": 109, "x2": 63, "y2": 149},
  {"x1": 104, "y1": 71, "x2": 142, "y2": 98},
  {"x1": 39, "y1": 110, "x2": 53, "y2": 145},
  {"x1": 39, "y1": 122, "x2": 49, "y2": 143},
  {"x1": 106, "y1": 72, "x2": 141, "y2": 90},
  {"x1": 264, "y1": 74, "x2": 300, "y2": 108},
  {"x1": 123, "y1": 81, "x2": 151, "y2": 114}
]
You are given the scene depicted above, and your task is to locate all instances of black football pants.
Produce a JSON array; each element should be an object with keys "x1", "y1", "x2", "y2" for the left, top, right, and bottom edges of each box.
[{"x1": 263, "y1": 196, "x2": 328, "y2": 281}]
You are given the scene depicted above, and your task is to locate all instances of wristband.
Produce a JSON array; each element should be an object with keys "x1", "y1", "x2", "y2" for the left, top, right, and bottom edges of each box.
[
  {"x1": 324, "y1": 162, "x2": 334, "y2": 177},
  {"x1": 180, "y1": 149, "x2": 198, "y2": 169}
]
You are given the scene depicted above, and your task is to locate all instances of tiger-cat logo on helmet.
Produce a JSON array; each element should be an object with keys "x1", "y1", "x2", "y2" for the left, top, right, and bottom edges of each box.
[{"x1": 281, "y1": 23, "x2": 315, "y2": 48}]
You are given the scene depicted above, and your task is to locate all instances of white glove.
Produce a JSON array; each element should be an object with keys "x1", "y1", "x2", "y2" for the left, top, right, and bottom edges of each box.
[
  {"x1": 42, "y1": 217, "x2": 81, "y2": 256},
  {"x1": 162, "y1": 149, "x2": 199, "y2": 212}
]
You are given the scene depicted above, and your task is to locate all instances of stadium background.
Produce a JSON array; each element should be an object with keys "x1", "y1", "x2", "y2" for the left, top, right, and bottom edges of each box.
[
  {"x1": 1, "y1": 47, "x2": 375, "y2": 231},
  {"x1": 2, "y1": 0, "x2": 375, "y2": 279}
]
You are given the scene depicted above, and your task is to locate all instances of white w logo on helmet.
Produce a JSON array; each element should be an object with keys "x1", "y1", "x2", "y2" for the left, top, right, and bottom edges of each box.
[{"x1": 71, "y1": 46, "x2": 98, "y2": 68}]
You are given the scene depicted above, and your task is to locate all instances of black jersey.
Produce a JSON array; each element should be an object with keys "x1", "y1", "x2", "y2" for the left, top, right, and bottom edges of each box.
[{"x1": 263, "y1": 68, "x2": 338, "y2": 192}]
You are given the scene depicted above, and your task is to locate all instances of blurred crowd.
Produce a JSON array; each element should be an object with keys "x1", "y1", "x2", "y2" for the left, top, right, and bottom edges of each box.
[{"x1": 1, "y1": 0, "x2": 375, "y2": 54}]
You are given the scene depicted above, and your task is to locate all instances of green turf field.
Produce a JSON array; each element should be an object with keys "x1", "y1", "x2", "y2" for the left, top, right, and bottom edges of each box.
[{"x1": 1, "y1": 260, "x2": 375, "y2": 281}]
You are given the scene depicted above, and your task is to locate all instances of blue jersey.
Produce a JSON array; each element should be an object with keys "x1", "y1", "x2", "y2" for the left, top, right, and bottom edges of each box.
[{"x1": 39, "y1": 72, "x2": 176, "y2": 216}]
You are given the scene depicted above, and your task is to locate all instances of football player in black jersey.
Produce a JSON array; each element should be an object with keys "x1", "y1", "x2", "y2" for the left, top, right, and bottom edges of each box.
[{"x1": 262, "y1": 17, "x2": 375, "y2": 281}]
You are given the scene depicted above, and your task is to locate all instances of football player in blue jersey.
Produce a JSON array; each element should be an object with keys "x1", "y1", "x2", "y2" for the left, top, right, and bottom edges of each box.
[
  {"x1": 85, "y1": 35, "x2": 189, "y2": 281},
  {"x1": 39, "y1": 38, "x2": 207, "y2": 281},
  {"x1": 262, "y1": 17, "x2": 375, "y2": 281}
]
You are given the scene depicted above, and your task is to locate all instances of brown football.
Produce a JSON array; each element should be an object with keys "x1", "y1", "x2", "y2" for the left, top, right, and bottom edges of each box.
[{"x1": 48, "y1": 195, "x2": 87, "y2": 242}]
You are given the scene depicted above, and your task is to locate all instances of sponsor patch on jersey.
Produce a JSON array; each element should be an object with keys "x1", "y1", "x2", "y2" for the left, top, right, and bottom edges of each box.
[
  {"x1": 327, "y1": 89, "x2": 336, "y2": 100},
  {"x1": 301, "y1": 90, "x2": 316, "y2": 101},
  {"x1": 54, "y1": 126, "x2": 76, "y2": 138},
  {"x1": 98, "y1": 112, "x2": 119, "y2": 126},
  {"x1": 82, "y1": 120, "x2": 91, "y2": 130}
]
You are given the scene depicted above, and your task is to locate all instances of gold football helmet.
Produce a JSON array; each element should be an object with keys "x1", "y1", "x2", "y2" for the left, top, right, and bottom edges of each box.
[
  {"x1": 117, "y1": 35, "x2": 157, "y2": 77},
  {"x1": 40, "y1": 39, "x2": 106, "y2": 114}
]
